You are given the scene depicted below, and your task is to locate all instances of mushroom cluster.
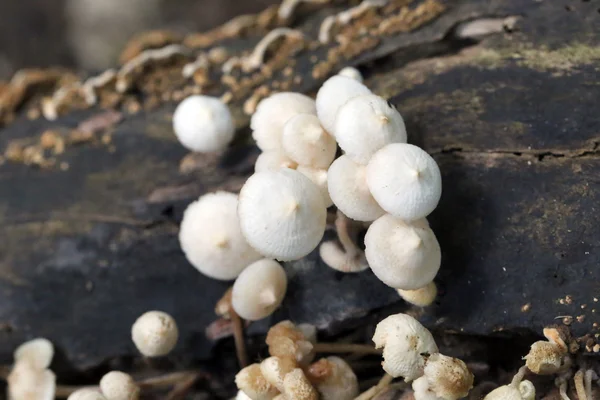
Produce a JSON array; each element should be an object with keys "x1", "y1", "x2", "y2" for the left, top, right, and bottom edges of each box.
[
  {"x1": 373, "y1": 313, "x2": 473, "y2": 400},
  {"x1": 235, "y1": 321, "x2": 359, "y2": 400},
  {"x1": 7, "y1": 338, "x2": 56, "y2": 400}
]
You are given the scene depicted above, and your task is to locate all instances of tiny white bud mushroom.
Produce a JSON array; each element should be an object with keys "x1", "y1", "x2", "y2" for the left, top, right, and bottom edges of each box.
[
  {"x1": 8, "y1": 362, "x2": 56, "y2": 400},
  {"x1": 421, "y1": 354, "x2": 473, "y2": 400},
  {"x1": 232, "y1": 259, "x2": 288, "y2": 321},
  {"x1": 338, "y1": 67, "x2": 363, "y2": 83},
  {"x1": 483, "y1": 381, "x2": 536, "y2": 400},
  {"x1": 398, "y1": 282, "x2": 438, "y2": 307},
  {"x1": 255, "y1": 151, "x2": 298, "y2": 172},
  {"x1": 131, "y1": 310, "x2": 178, "y2": 357},
  {"x1": 282, "y1": 369, "x2": 318, "y2": 400},
  {"x1": 14, "y1": 338, "x2": 54, "y2": 370},
  {"x1": 260, "y1": 356, "x2": 297, "y2": 391},
  {"x1": 524, "y1": 341, "x2": 565, "y2": 375},
  {"x1": 366, "y1": 143, "x2": 442, "y2": 221},
  {"x1": 297, "y1": 165, "x2": 333, "y2": 207},
  {"x1": 334, "y1": 94, "x2": 407, "y2": 164},
  {"x1": 173, "y1": 95, "x2": 235, "y2": 153},
  {"x1": 266, "y1": 321, "x2": 316, "y2": 366},
  {"x1": 282, "y1": 113, "x2": 336, "y2": 168},
  {"x1": 308, "y1": 357, "x2": 359, "y2": 400},
  {"x1": 67, "y1": 389, "x2": 107, "y2": 400},
  {"x1": 327, "y1": 155, "x2": 385, "y2": 222},
  {"x1": 99, "y1": 371, "x2": 140, "y2": 400},
  {"x1": 179, "y1": 191, "x2": 262, "y2": 280},
  {"x1": 251, "y1": 92, "x2": 316, "y2": 152},
  {"x1": 238, "y1": 169, "x2": 327, "y2": 261},
  {"x1": 365, "y1": 215, "x2": 441, "y2": 290},
  {"x1": 316, "y1": 75, "x2": 371, "y2": 133},
  {"x1": 372, "y1": 313, "x2": 438, "y2": 381},
  {"x1": 235, "y1": 364, "x2": 279, "y2": 400}
]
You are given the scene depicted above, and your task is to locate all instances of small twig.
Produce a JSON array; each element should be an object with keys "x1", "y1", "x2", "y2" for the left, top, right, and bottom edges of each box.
[
  {"x1": 313, "y1": 343, "x2": 381, "y2": 355},
  {"x1": 354, "y1": 373, "x2": 394, "y2": 400}
]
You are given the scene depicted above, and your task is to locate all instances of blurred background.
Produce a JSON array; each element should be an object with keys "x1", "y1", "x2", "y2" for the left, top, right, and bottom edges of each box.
[{"x1": 0, "y1": 0, "x2": 279, "y2": 79}]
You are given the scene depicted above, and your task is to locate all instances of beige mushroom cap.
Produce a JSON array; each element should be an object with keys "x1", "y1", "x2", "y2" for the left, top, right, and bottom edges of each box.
[
  {"x1": 179, "y1": 191, "x2": 262, "y2": 280},
  {"x1": 397, "y1": 282, "x2": 438, "y2": 307},
  {"x1": 232, "y1": 259, "x2": 288, "y2": 321},
  {"x1": 99, "y1": 371, "x2": 140, "y2": 400},
  {"x1": 524, "y1": 341, "x2": 565, "y2": 375},
  {"x1": 131, "y1": 311, "x2": 178, "y2": 357},
  {"x1": 422, "y1": 354, "x2": 473, "y2": 400},
  {"x1": 238, "y1": 169, "x2": 327, "y2": 261},
  {"x1": 14, "y1": 338, "x2": 54, "y2": 370},
  {"x1": 282, "y1": 113, "x2": 336, "y2": 169},
  {"x1": 366, "y1": 143, "x2": 442, "y2": 221},
  {"x1": 255, "y1": 151, "x2": 298, "y2": 172},
  {"x1": 311, "y1": 357, "x2": 359, "y2": 400},
  {"x1": 260, "y1": 356, "x2": 297, "y2": 391},
  {"x1": 235, "y1": 364, "x2": 279, "y2": 400},
  {"x1": 251, "y1": 92, "x2": 316, "y2": 152},
  {"x1": 372, "y1": 313, "x2": 438, "y2": 381},
  {"x1": 316, "y1": 75, "x2": 371, "y2": 133},
  {"x1": 365, "y1": 215, "x2": 441, "y2": 290},
  {"x1": 327, "y1": 155, "x2": 385, "y2": 222},
  {"x1": 8, "y1": 362, "x2": 56, "y2": 400},
  {"x1": 334, "y1": 94, "x2": 407, "y2": 164}
]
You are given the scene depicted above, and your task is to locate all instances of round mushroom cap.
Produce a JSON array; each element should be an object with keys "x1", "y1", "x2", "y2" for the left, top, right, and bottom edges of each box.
[
  {"x1": 372, "y1": 313, "x2": 438, "y2": 381},
  {"x1": 282, "y1": 113, "x2": 337, "y2": 168},
  {"x1": 131, "y1": 310, "x2": 178, "y2": 357},
  {"x1": 316, "y1": 75, "x2": 371, "y2": 133},
  {"x1": 483, "y1": 382, "x2": 535, "y2": 400},
  {"x1": 99, "y1": 371, "x2": 140, "y2": 400},
  {"x1": 235, "y1": 364, "x2": 279, "y2": 400},
  {"x1": 67, "y1": 389, "x2": 106, "y2": 400},
  {"x1": 327, "y1": 155, "x2": 385, "y2": 222},
  {"x1": 260, "y1": 356, "x2": 297, "y2": 391},
  {"x1": 8, "y1": 362, "x2": 56, "y2": 400},
  {"x1": 297, "y1": 165, "x2": 333, "y2": 207},
  {"x1": 232, "y1": 259, "x2": 288, "y2": 321},
  {"x1": 251, "y1": 92, "x2": 316, "y2": 151},
  {"x1": 238, "y1": 169, "x2": 327, "y2": 261},
  {"x1": 423, "y1": 354, "x2": 473, "y2": 400},
  {"x1": 524, "y1": 341, "x2": 564, "y2": 375},
  {"x1": 366, "y1": 143, "x2": 442, "y2": 221},
  {"x1": 338, "y1": 67, "x2": 363, "y2": 83},
  {"x1": 334, "y1": 94, "x2": 407, "y2": 164},
  {"x1": 255, "y1": 151, "x2": 298, "y2": 172},
  {"x1": 283, "y1": 369, "x2": 318, "y2": 400},
  {"x1": 311, "y1": 357, "x2": 359, "y2": 400},
  {"x1": 365, "y1": 215, "x2": 441, "y2": 290},
  {"x1": 173, "y1": 95, "x2": 235, "y2": 153},
  {"x1": 397, "y1": 282, "x2": 438, "y2": 307},
  {"x1": 14, "y1": 338, "x2": 54, "y2": 370},
  {"x1": 179, "y1": 191, "x2": 262, "y2": 280},
  {"x1": 412, "y1": 376, "x2": 443, "y2": 400}
]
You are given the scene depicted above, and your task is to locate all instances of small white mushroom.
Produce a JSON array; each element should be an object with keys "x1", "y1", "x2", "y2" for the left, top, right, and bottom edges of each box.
[
  {"x1": 7, "y1": 362, "x2": 56, "y2": 400},
  {"x1": 131, "y1": 310, "x2": 178, "y2": 357},
  {"x1": 372, "y1": 313, "x2": 438, "y2": 381},
  {"x1": 99, "y1": 371, "x2": 140, "y2": 400},
  {"x1": 232, "y1": 259, "x2": 288, "y2": 321},
  {"x1": 179, "y1": 191, "x2": 262, "y2": 280},
  {"x1": 397, "y1": 282, "x2": 438, "y2": 307},
  {"x1": 315, "y1": 75, "x2": 371, "y2": 133},
  {"x1": 251, "y1": 92, "x2": 316, "y2": 152},
  {"x1": 14, "y1": 338, "x2": 54, "y2": 370},
  {"x1": 67, "y1": 389, "x2": 107, "y2": 400},
  {"x1": 366, "y1": 143, "x2": 442, "y2": 221},
  {"x1": 238, "y1": 169, "x2": 327, "y2": 261},
  {"x1": 255, "y1": 151, "x2": 299, "y2": 172},
  {"x1": 483, "y1": 381, "x2": 536, "y2": 400},
  {"x1": 365, "y1": 215, "x2": 441, "y2": 290},
  {"x1": 337, "y1": 67, "x2": 363, "y2": 83},
  {"x1": 235, "y1": 364, "x2": 279, "y2": 400},
  {"x1": 297, "y1": 165, "x2": 333, "y2": 207},
  {"x1": 282, "y1": 113, "x2": 337, "y2": 168},
  {"x1": 309, "y1": 357, "x2": 359, "y2": 400},
  {"x1": 327, "y1": 155, "x2": 385, "y2": 222},
  {"x1": 420, "y1": 354, "x2": 473, "y2": 400},
  {"x1": 173, "y1": 95, "x2": 235, "y2": 153},
  {"x1": 334, "y1": 94, "x2": 407, "y2": 164},
  {"x1": 260, "y1": 356, "x2": 297, "y2": 391}
]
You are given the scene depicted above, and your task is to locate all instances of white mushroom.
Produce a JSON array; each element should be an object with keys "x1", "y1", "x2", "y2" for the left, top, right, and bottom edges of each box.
[
  {"x1": 173, "y1": 95, "x2": 235, "y2": 153},
  {"x1": 297, "y1": 165, "x2": 333, "y2": 207},
  {"x1": 238, "y1": 169, "x2": 327, "y2": 261},
  {"x1": 334, "y1": 94, "x2": 407, "y2": 164},
  {"x1": 231, "y1": 259, "x2": 288, "y2": 321},
  {"x1": 397, "y1": 282, "x2": 438, "y2": 307},
  {"x1": 99, "y1": 371, "x2": 140, "y2": 400},
  {"x1": 420, "y1": 354, "x2": 473, "y2": 400},
  {"x1": 282, "y1": 113, "x2": 336, "y2": 168},
  {"x1": 7, "y1": 362, "x2": 56, "y2": 400},
  {"x1": 366, "y1": 143, "x2": 442, "y2": 221},
  {"x1": 178, "y1": 191, "x2": 262, "y2": 280},
  {"x1": 251, "y1": 92, "x2": 316, "y2": 152},
  {"x1": 255, "y1": 151, "x2": 298, "y2": 172},
  {"x1": 67, "y1": 389, "x2": 107, "y2": 400},
  {"x1": 327, "y1": 155, "x2": 385, "y2": 222},
  {"x1": 412, "y1": 376, "x2": 443, "y2": 400},
  {"x1": 372, "y1": 313, "x2": 438, "y2": 381},
  {"x1": 337, "y1": 67, "x2": 363, "y2": 83},
  {"x1": 260, "y1": 356, "x2": 297, "y2": 391},
  {"x1": 365, "y1": 215, "x2": 441, "y2": 290},
  {"x1": 131, "y1": 310, "x2": 178, "y2": 357},
  {"x1": 315, "y1": 75, "x2": 371, "y2": 133},
  {"x1": 235, "y1": 364, "x2": 279, "y2": 400},
  {"x1": 309, "y1": 357, "x2": 359, "y2": 400},
  {"x1": 14, "y1": 338, "x2": 54, "y2": 370}
]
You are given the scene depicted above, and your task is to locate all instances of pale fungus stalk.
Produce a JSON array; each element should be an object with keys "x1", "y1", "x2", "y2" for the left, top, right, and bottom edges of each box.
[
  {"x1": 319, "y1": 211, "x2": 369, "y2": 273},
  {"x1": 99, "y1": 371, "x2": 140, "y2": 400},
  {"x1": 574, "y1": 370, "x2": 586, "y2": 400},
  {"x1": 397, "y1": 282, "x2": 438, "y2": 307},
  {"x1": 353, "y1": 373, "x2": 394, "y2": 400},
  {"x1": 215, "y1": 288, "x2": 249, "y2": 367}
]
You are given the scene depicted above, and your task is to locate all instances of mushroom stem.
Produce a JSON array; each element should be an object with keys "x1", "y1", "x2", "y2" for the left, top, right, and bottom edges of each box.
[
  {"x1": 165, "y1": 372, "x2": 200, "y2": 400},
  {"x1": 585, "y1": 370, "x2": 597, "y2": 400},
  {"x1": 574, "y1": 370, "x2": 587, "y2": 400},
  {"x1": 556, "y1": 377, "x2": 571, "y2": 400},
  {"x1": 510, "y1": 365, "x2": 528, "y2": 387},
  {"x1": 231, "y1": 309, "x2": 250, "y2": 368},
  {"x1": 313, "y1": 343, "x2": 382, "y2": 355},
  {"x1": 335, "y1": 211, "x2": 361, "y2": 257},
  {"x1": 353, "y1": 373, "x2": 393, "y2": 400}
]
